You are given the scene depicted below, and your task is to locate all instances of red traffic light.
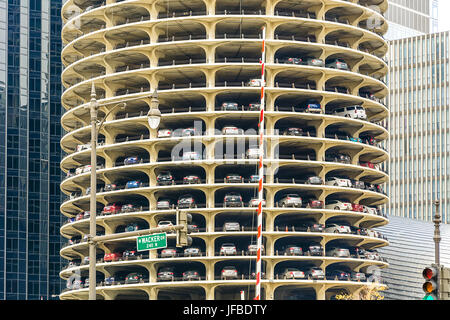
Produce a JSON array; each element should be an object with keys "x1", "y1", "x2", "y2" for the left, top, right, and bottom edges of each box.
[{"x1": 423, "y1": 267, "x2": 438, "y2": 280}]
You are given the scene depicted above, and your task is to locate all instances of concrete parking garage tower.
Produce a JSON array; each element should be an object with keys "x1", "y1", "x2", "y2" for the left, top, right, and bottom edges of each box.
[{"x1": 59, "y1": 0, "x2": 390, "y2": 300}]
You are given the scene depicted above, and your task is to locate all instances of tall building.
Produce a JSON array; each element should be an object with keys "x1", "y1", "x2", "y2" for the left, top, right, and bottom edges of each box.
[
  {"x1": 0, "y1": 0, "x2": 65, "y2": 299},
  {"x1": 59, "y1": 0, "x2": 390, "y2": 300},
  {"x1": 385, "y1": 0, "x2": 439, "y2": 40},
  {"x1": 378, "y1": 216, "x2": 450, "y2": 300},
  {"x1": 386, "y1": 31, "x2": 450, "y2": 224}
]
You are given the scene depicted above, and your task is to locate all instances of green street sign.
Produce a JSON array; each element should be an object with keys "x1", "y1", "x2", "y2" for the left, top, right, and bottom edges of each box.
[{"x1": 137, "y1": 233, "x2": 167, "y2": 251}]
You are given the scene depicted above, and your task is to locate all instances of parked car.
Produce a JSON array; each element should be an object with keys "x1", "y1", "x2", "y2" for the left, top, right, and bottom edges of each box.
[
  {"x1": 326, "y1": 177, "x2": 352, "y2": 187},
  {"x1": 325, "y1": 223, "x2": 352, "y2": 234},
  {"x1": 223, "y1": 222, "x2": 240, "y2": 232},
  {"x1": 223, "y1": 192, "x2": 243, "y2": 207},
  {"x1": 327, "y1": 270, "x2": 351, "y2": 281},
  {"x1": 158, "y1": 220, "x2": 174, "y2": 232},
  {"x1": 181, "y1": 128, "x2": 199, "y2": 136},
  {"x1": 305, "y1": 176, "x2": 323, "y2": 185},
  {"x1": 221, "y1": 266, "x2": 239, "y2": 280},
  {"x1": 76, "y1": 143, "x2": 90, "y2": 152},
  {"x1": 325, "y1": 153, "x2": 351, "y2": 164},
  {"x1": 281, "y1": 268, "x2": 306, "y2": 280},
  {"x1": 177, "y1": 194, "x2": 196, "y2": 208},
  {"x1": 278, "y1": 194, "x2": 302, "y2": 207},
  {"x1": 301, "y1": 221, "x2": 325, "y2": 232},
  {"x1": 222, "y1": 126, "x2": 243, "y2": 135},
  {"x1": 104, "y1": 183, "x2": 118, "y2": 191},
  {"x1": 225, "y1": 173, "x2": 243, "y2": 183},
  {"x1": 125, "y1": 180, "x2": 143, "y2": 189},
  {"x1": 121, "y1": 204, "x2": 137, "y2": 213},
  {"x1": 360, "y1": 161, "x2": 375, "y2": 169},
  {"x1": 306, "y1": 199, "x2": 324, "y2": 209},
  {"x1": 326, "y1": 247, "x2": 351, "y2": 258},
  {"x1": 351, "y1": 271, "x2": 367, "y2": 282},
  {"x1": 182, "y1": 270, "x2": 201, "y2": 281},
  {"x1": 325, "y1": 200, "x2": 352, "y2": 211},
  {"x1": 125, "y1": 272, "x2": 144, "y2": 284},
  {"x1": 156, "y1": 199, "x2": 171, "y2": 210},
  {"x1": 157, "y1": 128, "x2": 172, "y2": 138},
  {"x1": 351, "y1": 180, "x2": 366, "y2": 189},
  {"x1": 157, "y1": 171, "x2": 174, "y2": 185},
  {"x1": 333, "y1": 106, "x2": 367, "y2": 120},
  {"x1": 306, "y1": 267, "x2": 325, "y2": 280},
  {"x1": 183, "y1": 175, "x2": 200, "y2": 184},
  {"x1": 246, "y1": 147, "x2": 260, "y2": 159},
  {"x1": 304, "y1": 57, "x2": 325, "y2": 67},
  {"x1": 182, "y1": 151, "x2": 201, "y2": 161},
  {"x1": 249, "y1": 175, "x2": 261, "y2": 183},
  {"x1": 307, "y1": 243, "x2": 323, "y2": 256},
  {"x1": 221, "y1": 102, "x2": 239, "y2": 111},
  {"x1": 248, "y1": 103, "x2": 261, "y2": 111},
  {"x1": 125, "y1": 223, "x2": 139, "y2": 232},
  {"x1": 157, "y1": 267, "x2": 175, "y2": 281},
  {"x1": 184, "y1": 247, "x2": 201, "y2": 257},
  {"x1": 249, "y1": 198, "x2": 266, "y2": 207},
  {"x1": 123, "y1": 249, "x2": 139, "y2": 260},
  {"x1": 247, "y1": 242, "x2": 264, "y2": 255},
  {"x1": 160, "y1": 248, "x2": 177, "y2": 258},
  {"x1": 104, "y1": 252, "x2": 122, "y2": 262},
  {"x1": 124, "y1": 156, "x2": 141, "y2": 165},
  {"x1": 283, "y1": 57, "x2": 303, "y2": 65},
  {"x1": 247, "y1": 78, "x2": 264, "y2": 87},
  {"x1": 220, "y1": 243, "x2": 237, "y2": 256},
  {"x1": 352, "y1": 203, "x2": 364, "y2": 212},
  {"x1": 299, "y1": 99, "x2": 322, "y2": 113},
  {"x1": 282, "y1": 127, "x2": 303, "y2": 136},
  {"x1": 102, "y1": 203, "x2": 122, "y2": 215},
  {"x1": 283, "y1": 245, "x2": 303, "y2": 256},
  {"x1": 325, "y1": 58, "x2": 349, "y2": 70},
  {"x1": 104, "y1": 276, "x2": 116, "y2": 286}
]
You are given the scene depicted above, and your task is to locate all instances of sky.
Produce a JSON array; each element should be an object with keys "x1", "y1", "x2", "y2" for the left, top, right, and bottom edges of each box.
[{"x1": 439, "y1": 1, "x2": 450, "y2": 32}]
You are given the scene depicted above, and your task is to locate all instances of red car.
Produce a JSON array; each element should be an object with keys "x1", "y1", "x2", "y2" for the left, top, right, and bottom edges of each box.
[
  {"x1": 352, "y1": 204, "x2": 364, "y2": 212},
  {"x1": 102, "y1": 203, "x2": 122, "y2": 215},
  {"x1": 103, "y1": 252, "x2": 122, "y2": 262},
  {"x1": 307, "y1": 200, "x2": 324, "y2": 209},
  {"x1": 360, "y1": 161, "x2": 375, "y2": 169}
]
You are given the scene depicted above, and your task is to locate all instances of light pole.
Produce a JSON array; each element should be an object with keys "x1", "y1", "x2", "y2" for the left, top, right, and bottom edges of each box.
[{"x1": 87, "y1": 83, "x2": 160, "y2": 300}]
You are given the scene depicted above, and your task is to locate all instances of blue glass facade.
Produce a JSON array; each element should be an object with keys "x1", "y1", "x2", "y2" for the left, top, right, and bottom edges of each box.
[{"x1": 0, "y1": 0, "x2": 64, "y2": 300}]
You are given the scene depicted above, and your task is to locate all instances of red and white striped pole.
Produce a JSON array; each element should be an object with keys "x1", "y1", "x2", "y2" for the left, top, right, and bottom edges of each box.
[{"x1": 255, "y1": 26, "x2": 266, "y2": 301}]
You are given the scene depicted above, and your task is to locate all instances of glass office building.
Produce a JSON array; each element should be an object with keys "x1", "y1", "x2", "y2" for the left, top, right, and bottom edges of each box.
[
  {"x1": 0, "y1": 0, "x2": 64, "y2": 299},
  {"x1": 386, "y1": 31, "x2": 450, "y2": 224},
  {"x1": 385, "y1": 0, "x2": 438, "y2": 40}
]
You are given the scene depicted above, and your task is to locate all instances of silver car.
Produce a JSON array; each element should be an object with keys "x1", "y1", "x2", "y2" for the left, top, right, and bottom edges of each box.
[
  {"x1": 325, "y1": 223, "x2": 352, "y2": 234},
  {"x1": 221, "y1": 266, "x2": 239, "y2": 280},
  {"x1": 160, "y1": 248, "x2": 177, "y2": 258},
  {"x1": 326, "y1": 177, "x2": 352, "y2": 187},
  {"x1": 281, "y1": 268, "x2": 306, "y2": 280},
  {"x1": 184, "y1": 247, "x2": 201, "y2": 257},
  {"x1": 156, "y1": 199, "x2": 171, "y2": 210},
  {"x1": 223, "y1": 222, "x2": 240, "y2": 232},
  {"x1": 327, "y1": 247, "x2": 351, "y2": 258},
  {"x1": 278, "y1": 194, "x2": 302, "y2": 207},
  {"x1": 220, "y1": 243, "x2": 237, "y2": 256}
]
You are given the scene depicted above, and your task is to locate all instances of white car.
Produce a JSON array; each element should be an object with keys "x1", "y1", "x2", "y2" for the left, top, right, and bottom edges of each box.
[
  {"x1": 158, "y1": 129, "x2": 172, "y2": 138},
  {"x1": 333, "y1": 106, "x2": 367, "y2": 120},
  {"x1": 247, "y1": 79, "x2": 265, "y2": 87},
  {"x1": 246, "y1": 148, "x2": 260, "y2": 159},
  {"x1": 182, "y1": 151, "x2": 201, "y2": 160},
  {"x1": 220, "y1": 243, "x2": 237, "y2": 256},
  {"x1": 325, "y1": 223, "x2": 352, "y2": 234},
  {"x1": 325, "y1": 200, "x2": 352, "y2": 211},
  {"x1": 221, "y1": 266, "x2": 239, "y2": 280},
  {"x1": 364, "y1": 206, "x2": 379, "y2": 215},
  {"x1": 158, "y1": 221, "x2": 175, "y2": 233},
  {"x1": 76, "y1": 143, "x2": 90, "y2": 152},
  {"x1": 326, "y1": 177, "x2": 352, "y2": 187},
  {"x1": 249, "y1": 198, "x2": 266, "y2": 207},
  {"x1": 221, "y1": 126, "x2": 243, "y2": 135}
]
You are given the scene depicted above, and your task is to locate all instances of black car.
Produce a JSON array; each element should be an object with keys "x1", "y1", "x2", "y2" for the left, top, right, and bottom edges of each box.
[
  {"x1": 349, "y1": 247, "x2": 366, "y2": 258},
  {"x1": 248, "y1": 103, "x2": 261, "y2": 111},
  {"x1": 123, "y1": 249, "x2": 139, "y2": 260},
  {"x1": 307, "y1": 243, "x2": 323, "y2": 256},
  {"x1": 301, "y1": 221, "x2": 324, "y2": 232},
  {"x1": 157, "y1": 171, "x2": 174, "y2": 186},
  {"x1": 282, "y1": 127, "x2": 303, "y2": 136},
  {"x1": 327, "y1": 270, "x2": 351, "y2": 281},
  {"x1": 326, "y1": 153, "x2": 351, "y2": 164},
  {"x1": 283, "y1": 57, "x2": 303, "y2": 65},
  {"x1": 306, "y1": 176, "x2": 323, "y2": 185},
  {"x1": 125, "y1": 272, "x2": 145, "y2": 284},
  {"x1": 223, "y1": 192, "x2": 243, "y2": 207}
]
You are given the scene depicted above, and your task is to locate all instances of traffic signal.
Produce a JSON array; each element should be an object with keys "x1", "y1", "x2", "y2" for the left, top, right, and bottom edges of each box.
[
  {"x1": 422, "y1": 266, "x2": 439, "y2": 300},
  {"x1": 176, "y1": 210, "x2": 192, "y2": 247}
]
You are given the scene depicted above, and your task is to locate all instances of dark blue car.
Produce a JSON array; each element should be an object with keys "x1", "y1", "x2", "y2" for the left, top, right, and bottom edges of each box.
[
  {"x1": 124, "y1": 156, "x2": 140, "y2": 165},
  {"x1": 126, "y1": 180, "x2": 143, "y2": 189}
]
